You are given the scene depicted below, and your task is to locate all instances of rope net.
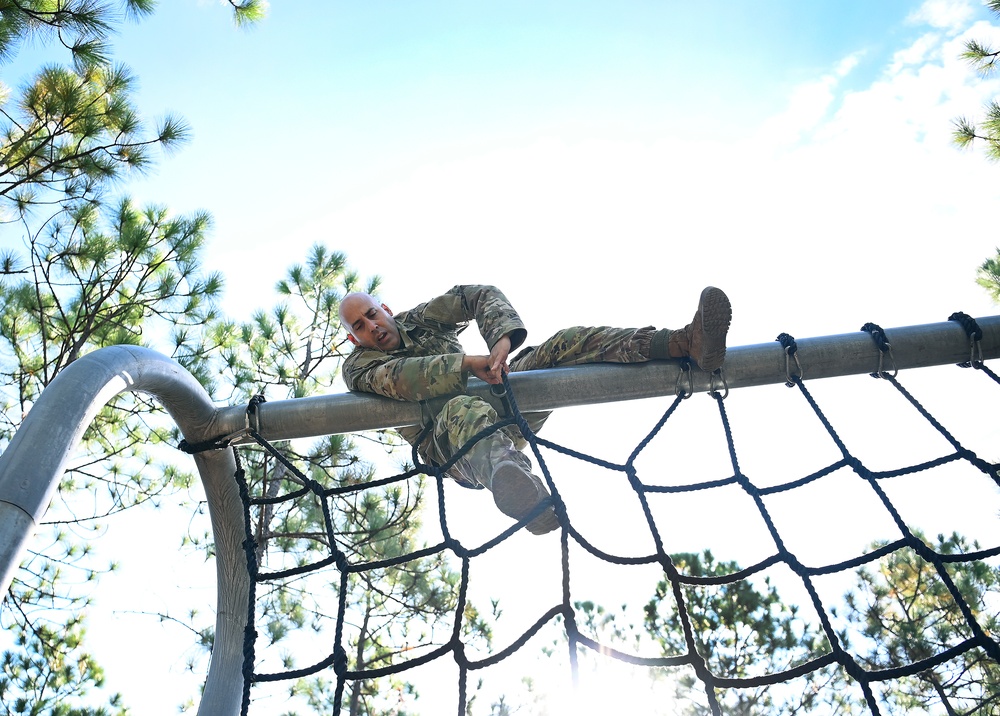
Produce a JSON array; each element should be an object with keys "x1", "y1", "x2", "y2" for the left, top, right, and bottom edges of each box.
[{"x1": 229, "y1": 319, "x2": 1000, "y2": 715}]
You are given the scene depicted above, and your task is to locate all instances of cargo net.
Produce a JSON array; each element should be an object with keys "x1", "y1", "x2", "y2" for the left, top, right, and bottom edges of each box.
[{"x1": 231, "y1": 316, "x2": 1000, "y2": 716}]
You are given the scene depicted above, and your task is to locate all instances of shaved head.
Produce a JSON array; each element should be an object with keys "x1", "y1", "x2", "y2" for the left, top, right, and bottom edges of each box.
[
  {"x1": 339, "y1": 292, "x2": 378, "y2": 326},
  {"x1": 340, "y1": 292, "x2": 400, "y2": 350}
]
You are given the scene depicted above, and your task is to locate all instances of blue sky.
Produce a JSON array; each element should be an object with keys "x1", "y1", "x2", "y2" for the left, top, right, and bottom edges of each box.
[
  {"x1": 59, "y1": 0, "x2": 995, "y2": 346},
  {"x1": 4, "y1": 1, "x2": 1000, "y2": 714}
]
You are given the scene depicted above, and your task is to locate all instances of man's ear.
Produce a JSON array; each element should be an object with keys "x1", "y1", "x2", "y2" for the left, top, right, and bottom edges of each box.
[
  {"x1": 347, "y1": 334, "x2": 359, "y2": 345},
  {"x1": 381, "y1": 303, "x2": 393, "y2": 316}
]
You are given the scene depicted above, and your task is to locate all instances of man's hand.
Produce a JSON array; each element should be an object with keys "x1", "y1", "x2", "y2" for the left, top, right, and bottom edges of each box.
[
  {"x1": 463, "y1": 335, "x2": 512, "y2": 385},
  {"x1": 488, "y1": 335, "x2": 511, "y2": 380}
]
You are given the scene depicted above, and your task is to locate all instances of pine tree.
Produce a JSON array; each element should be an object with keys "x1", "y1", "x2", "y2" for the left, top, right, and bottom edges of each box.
[
  {"x1": 952, "y1": 0, "x2": 1000, "y2": 303},
  {"x1": 0, "y1": 3, "x2": 265, "y2": 712},
  {"x1": 562, "y1": 551, "x2": 853, "y2": 715},
  {"x1": 953, "y1": 0, "x2": 1000, "y2": 161},
  {"x1": 843, "y1": 532, "x2": 1000, "y2": 714},
  {"x1": 643, "y1": 551, "x2": 852, "y2": 715},
  {"x1": 0, "y1": 194, "x2": 223, "y2": 714}
]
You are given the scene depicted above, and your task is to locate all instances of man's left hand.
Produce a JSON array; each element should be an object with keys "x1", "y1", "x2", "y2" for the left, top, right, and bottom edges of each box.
[{"x1": 486, "y1": 335, "x2": 511, "y2": 383}]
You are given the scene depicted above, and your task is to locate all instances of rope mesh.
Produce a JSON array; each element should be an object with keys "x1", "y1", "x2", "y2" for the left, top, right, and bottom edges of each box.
[{"x1": 228, "y1": 318, "x2": 1000, "y2": 715}]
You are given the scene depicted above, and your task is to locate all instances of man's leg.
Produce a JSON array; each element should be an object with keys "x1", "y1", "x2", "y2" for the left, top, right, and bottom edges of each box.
[
  {"x1": 509, "y1": 287, "x2": 731, "y2": 372},
  {"x1": 509, "y1": 326, "x2": 658, "y2": 371},
  {"x1": 422, "y1": 395, "x2": 558, "y2": 535}
]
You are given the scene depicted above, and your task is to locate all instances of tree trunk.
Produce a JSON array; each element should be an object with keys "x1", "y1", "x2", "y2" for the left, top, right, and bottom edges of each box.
[{"x1": 348, "y1": 602, "x2": 371, "y2": 716}]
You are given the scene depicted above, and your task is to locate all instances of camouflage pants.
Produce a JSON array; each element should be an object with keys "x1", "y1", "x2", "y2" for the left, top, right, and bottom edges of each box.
[{"x1": 418, "y1": 326, "x2": 657, "y2": 487}]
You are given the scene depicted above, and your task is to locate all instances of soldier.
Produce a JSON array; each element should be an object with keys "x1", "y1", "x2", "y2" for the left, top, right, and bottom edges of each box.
[{"x1": 340, "y1": 285, "x2": 731, "y2": 535}]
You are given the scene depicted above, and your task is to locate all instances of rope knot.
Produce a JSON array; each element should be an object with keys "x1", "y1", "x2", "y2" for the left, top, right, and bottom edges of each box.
[
  {"x1": 333, "y1": 645, "x2": 349, "y2": 676},
  {"x1": 860, "y1": 322, "x2": 890, "y2": 352},
  {"x1": 776, "y1": 332, "x2": 798, "y2": 354},
  {"x1": 949, "y1": 311, "x2": 983, "y2": 341},
  {"x1": 949, "y1": 311, "x2": 985, "y2": 367}
]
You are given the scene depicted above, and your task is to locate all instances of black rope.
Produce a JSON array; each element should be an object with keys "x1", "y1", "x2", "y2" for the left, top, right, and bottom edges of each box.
[
  {"x1": 234, "y1": 448, "x2": 259, "y2": 716},
  {"x1": 949, "y1": 310, "x2": 983, "y2": 343},
  {"x1": 860, "y1": 321, "x2": 891, "y2": 354},
  {"x1": 177, "y1": 433, "x2": 238, "y2": 455}
]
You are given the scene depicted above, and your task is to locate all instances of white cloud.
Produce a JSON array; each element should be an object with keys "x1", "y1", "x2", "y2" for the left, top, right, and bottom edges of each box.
[
  {"x1": 834, "y1": 52, "x2": 863, "y2": 78},
  {"x1": 748, "y1": 53, "x2": 864, "y2": 151},
  {"x1": 906, "y1": 0, "x2": 976, "y2": 33},
  {"x1": 887, "y1": 31, "x2": 943, "y2": 74}
]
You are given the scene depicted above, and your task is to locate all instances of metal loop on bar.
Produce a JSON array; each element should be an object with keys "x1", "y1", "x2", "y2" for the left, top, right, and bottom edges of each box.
[
  {"x1": 784, "y1": 348, "x2": 803, "y2": 386},
  {"x1": 861, "y1": 322, "x2": 898, "y2": 379},
  {"x1": 246, "y1": 394, "x2": 266, "y2": 434},
  {"x1": 875, "y1": 344, "x2": 898, "y2": 379},
  {"x1": 775, "y1": 332, "x2": 802, "y2": 387},
  {"x1": 708, "y1": 368, "x2": 729, "y2": 399},
  {"x1": 213, "y1": 428, "x2": 249, "y2": 449},
  {"x1": 675, "y1": 361, "x2": 694, "y2": 399},
  {"x1": 970, "y1": 335, "x2": 984, "y2": 368},
  {"x1": 947, "y1": 312, "x2": 985, "y2": 369}
]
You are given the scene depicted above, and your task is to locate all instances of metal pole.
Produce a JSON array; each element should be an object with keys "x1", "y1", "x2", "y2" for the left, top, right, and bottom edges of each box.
[
  {"x1": 0, "y1": 346, "x2": 248, "y2": 716},
  {"x1": 215, "y1": 315, "x2": 1000, "y2": 442}
]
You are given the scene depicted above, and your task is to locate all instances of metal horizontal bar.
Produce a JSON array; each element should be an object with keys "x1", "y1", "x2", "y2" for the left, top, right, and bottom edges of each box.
[{"x1": 216, "y1": 315, "x2": 1000, "y2": 443}]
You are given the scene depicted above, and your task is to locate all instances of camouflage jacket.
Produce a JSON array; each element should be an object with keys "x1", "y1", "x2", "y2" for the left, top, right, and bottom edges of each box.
[{"x1": 341, "y1": 284, "x2": 527, "y2": 402}]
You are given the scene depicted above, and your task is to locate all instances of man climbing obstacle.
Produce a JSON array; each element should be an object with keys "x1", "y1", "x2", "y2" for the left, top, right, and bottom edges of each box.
[{"x1": 340, "y1": 285, "x2": 732, "y2": 535}]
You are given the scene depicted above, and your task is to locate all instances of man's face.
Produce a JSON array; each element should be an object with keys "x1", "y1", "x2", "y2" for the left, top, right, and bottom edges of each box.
[{"x1": 341, "y1": 294, "x2": 401, "y2": 351}]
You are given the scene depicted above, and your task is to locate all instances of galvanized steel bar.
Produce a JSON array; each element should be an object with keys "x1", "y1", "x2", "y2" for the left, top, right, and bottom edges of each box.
[{"x1": 216, "y1": 314, "x2": 1000, "y2": 442}]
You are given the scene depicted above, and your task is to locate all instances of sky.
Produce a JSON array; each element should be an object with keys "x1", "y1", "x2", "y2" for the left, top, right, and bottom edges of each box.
[
  {"x1": 102, "y1": 0, "x2": 1000, "y2": 346},
  {"x1": 3, "y1": 0, "x2": 1000, "y2": 714}
]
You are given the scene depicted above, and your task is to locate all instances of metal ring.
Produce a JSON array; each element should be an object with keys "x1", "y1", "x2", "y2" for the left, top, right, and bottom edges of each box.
[
  {"x1": 970, "y1": 335, "x2": 984, "y2": 368},
  {"x1": 709, "y1": 368, "x2": 729, "y2": 399},
  {"x1": 875, "y1": 344, "x2": 898, "y2": 379},
  {"x1": 784, "y1": 346, "x2": 803, "y2": 387},
  {"x1": 216, "y1": 428, "x2": 249, "y2": 448},
  {"x1": 675, "y1": 361, "x2": 693, "y2": 399},
  {"x1": 246, "y1": 395, "x2": 264, "y2": 433}
]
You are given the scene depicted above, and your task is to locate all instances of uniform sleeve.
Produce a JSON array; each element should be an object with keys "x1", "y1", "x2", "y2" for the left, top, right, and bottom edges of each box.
[
  {"x1": 420, "y1": 285, "x2": 527, "y2": 352},
  {"x1": 343, "y1": 350, "x2": 468, "y2": 402}
]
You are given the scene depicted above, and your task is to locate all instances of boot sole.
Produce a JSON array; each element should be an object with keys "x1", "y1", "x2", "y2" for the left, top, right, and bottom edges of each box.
[
  {"x1": 697, "y1": 287, "x2": 732, "y2": 372},
  {"x1": 492, "y1": 461, "x2": 558, "y2": 534},
  {"x1": 526, "y1": 507, "x2": 559, "y2": 534}
]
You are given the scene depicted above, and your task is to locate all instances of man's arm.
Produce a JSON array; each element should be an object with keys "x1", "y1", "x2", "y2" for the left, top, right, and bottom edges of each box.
[
  {"x1": 427, "y1": 286, "x2": 520, "y2": 384},
  {"x1": 343, "y1": 285, "x2": 525, "y2": 399},
  {"x1": 343, "y1": 350, "x2": 470, "y2": 402},
  {"x1": 421, "y1": 285, "x2": 527, "y2": 354}
]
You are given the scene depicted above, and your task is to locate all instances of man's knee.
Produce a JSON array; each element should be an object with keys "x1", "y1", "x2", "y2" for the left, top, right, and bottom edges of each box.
[
  {"x1": 438, "y1": 394, "x2": 496, "y2": 420},
  {"x1": 436, "y1": 395, "x2": 499, "y2": 442},
  {"x1": 511, "y1": 327, "x2": 591, "y2": 370}
]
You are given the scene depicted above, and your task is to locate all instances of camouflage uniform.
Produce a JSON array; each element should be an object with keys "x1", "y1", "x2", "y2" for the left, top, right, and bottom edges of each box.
[{"x1": 341, "y1": 285, "x2": 659, "y2": 488}]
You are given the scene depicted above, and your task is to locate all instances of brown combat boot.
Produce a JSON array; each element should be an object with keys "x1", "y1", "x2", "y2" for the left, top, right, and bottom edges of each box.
[
  {"x1": 653, "y1": 286, "x2": 732, "y2": 371},
  {"x1": 490, "y1": 460, "x2": 559, "y2": 535}
]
